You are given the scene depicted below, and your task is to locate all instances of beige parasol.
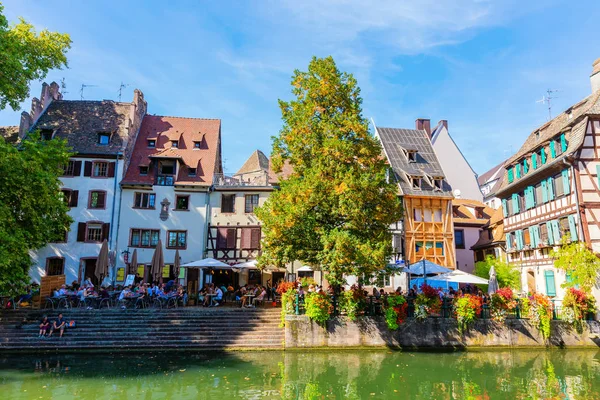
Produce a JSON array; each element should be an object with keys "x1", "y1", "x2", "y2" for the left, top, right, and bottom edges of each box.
[
  {"x1": 173, "y1": 249, "x2": 181, "y2": 279},
  {"x1": 129, "y1": 249, "x2": 138, "y2": 276},
  {"x1": 150, "y1": 239, "x2": 164, "y2": 283},
  {"x1": 96, "y1": 239, "x2": 109, "y2": 282}
]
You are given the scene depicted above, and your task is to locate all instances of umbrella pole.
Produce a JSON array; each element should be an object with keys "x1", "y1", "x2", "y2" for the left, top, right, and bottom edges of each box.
[{"x1": 423, "y1": 259, "x2": 427, "y2": 287}]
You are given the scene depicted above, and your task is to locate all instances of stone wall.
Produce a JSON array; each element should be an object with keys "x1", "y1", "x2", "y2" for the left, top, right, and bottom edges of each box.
[{"x1": 285, "y1": 315, "x2": 600, "y2": 349}]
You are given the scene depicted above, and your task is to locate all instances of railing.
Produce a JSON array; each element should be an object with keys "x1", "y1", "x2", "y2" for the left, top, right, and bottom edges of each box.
[
  {"x1": 213, "y1": 172, "x2": 270, "y2": 187},
  {"x1": 156, "y1": 175, "x2": 175, "y2": 186}
]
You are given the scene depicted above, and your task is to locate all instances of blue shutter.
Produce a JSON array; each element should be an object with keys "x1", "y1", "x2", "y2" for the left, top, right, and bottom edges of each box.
[
  {"x1": 551, "y1": 220, "x2": 561, "y2": 243},
  {"x1": 547, "y1": 177, "x2": 555, "y2": 200},
  {"x1": 516, "y1": 164, "x2": 522, "y2": 179},
  {"x1": 568, "y1": 215, "x2": 578, "y2": 241},
  {"x1": 512, "y1": 193, "x2": 520, "y2": 214},
  {"x1": 596, "y1": 165, "x2": 600, "y2": 190},
  {"x1": 546, "y1": 221, "x2": 554, "y2": 245},
  {"x1": 523, "y1": 159, "x2": 529, "y2": 174},
  {"x1": 544, "y1": 270, "x2": 557, "y2": 297},
  {"x1": 532, "y1": 153, "x2": 538, "y2": 169},
  {"x1": 541, "y1": 180, "x2": 548, "y2": 203},
  {"x1": 562, "y1": 170, "x2": 570, "y2": 194},
  {"x1": 541, "y1": 148, "x2": 546, "y2": 164},
  {"x1": 507, "y1": 167, "x2": 514, "y2": 183},
  {"x1": 502, "y1": 199, "x2": 508, "y2": 217},
  {"x1": 506, "y1": 234, "x2": 512, "y2": 250},
  {"x1": 528, "y1": 227, "x2": 536, "y2": 248},
  {"x1": 550, "y1": 141, "x2": 556, "y2": 158},
  {"x1": 516, "y1": 230, "x2": 524, "y2": 250},
  {"x1": 561, "y1": 133, "x2": 567, "y2": 152},
  {"x1": 534, "y1": 225, "x2": 541, "y2": 247}
]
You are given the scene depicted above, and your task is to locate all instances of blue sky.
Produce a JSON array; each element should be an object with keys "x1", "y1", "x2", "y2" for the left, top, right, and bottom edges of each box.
[{"x1": 1, "y1": 0, "x2": 599, "y2": 174}]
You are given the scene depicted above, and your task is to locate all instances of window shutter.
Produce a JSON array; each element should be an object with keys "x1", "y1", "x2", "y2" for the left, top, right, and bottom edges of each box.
[
  {"x1": 523, "y1": 159, "x2": 528, "y2": 174},
  {"x1": 505, "y1": 234, "x2": 512, "y2": 250},
  {"x1": 502, "y1": 200, "x2": 508, "y2": 217},
  {"x1": 562, "y1": 170, "x2": 570, "y2": 194},
  {"x1": 226, "y1": 228, "x2": 236, "y2": 249},
  {"x1": 70, "y1": 190, "x2": 79, "y2": 207},
  {"x1": 515, "y1": 230, "x2": 523, "y2": 250},
  {"x1": 568, "y1": 215, "x2": 578, "y2": 241},
  {"x1": 541, "y1": 148, "x2": 546, "y2": 164},
  {"x1": 528, "y1": 226, "x2": 536, "y2": 248},
  {"x1": 560, "y1": 133, "x2": 567, "y2": 152},
  {"x1": 101, "y1": 223, "x2": 110, "y2": 241},
  {"x1": 551, "y1": 220, "x2": 561, "y2": 243},
  {"x1": 507, "y1": 168, "x2": 514, "y2": 183},
  {"x1": 240, "y1": 228, "x2": 252, "y2": 249},
  {"x1": 544, "y1": 270, "x2": 557, "y2": 297},
  {"x1": 532, "y1": 153, "x2": 537, "y2": 169},
  {"x1": 533, "y1": 225, "x2": 541, "y2": 247},
  {"x1": 516, "y1": 164, "x2": 522, "y2": 179},
  {"x1": 546, "y1": 221, "x2": 554, "y2": 245},
  {"x1": 596, "y1": 165, "x2": 600, "y2": 190},
  {"x1": 549, "y1": 141, "x2": 556, "y2": 158},
  {"x1": 250, "y1": 228, "x2": 261, "y2": 249},
  {"x1": 84, "y1": 161, "x2": 92, "y2": 177},
  {"x1": 97, "y1": 192, "x2": 106, "y2": 208},
  {"x1": 217, "y1": 228, "x2": 229, "y2": 249},
  {"x1": 77, "y1": 222, "x2": 86, "y2": 242},
  {"x1": 524, "y1": 187, "x2": 530, "y2": 209},
  {"x1": 107, "y1": 162, "x2": 116, "y2": 177},
  {"x1": 547, "y1": 177, "x2": 555, "y2": 200},
  {"x1": 74, "y1": 161, "x2": 82, "y2": 176},
  {"x1": 512, "y1": 194, "x2": 520, "y2": 214},
  {"x1": 541, "y1": 180, "x2": 548, "y2": 203}
]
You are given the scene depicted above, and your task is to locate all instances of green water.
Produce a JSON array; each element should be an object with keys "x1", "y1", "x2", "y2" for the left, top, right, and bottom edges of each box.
[{"x1": 1, "y1": 350, "x2": 599, "y2": 399}]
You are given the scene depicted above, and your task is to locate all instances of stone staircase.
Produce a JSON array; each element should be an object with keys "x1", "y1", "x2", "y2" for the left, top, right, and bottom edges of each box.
[{"x1": 0, "y1": 308, "x2": 284, "y2": 351}]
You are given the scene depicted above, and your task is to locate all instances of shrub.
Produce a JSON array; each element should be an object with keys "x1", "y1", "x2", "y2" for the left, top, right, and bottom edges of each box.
[
  {"x1": 562, "y1": 288, "x2": 596, "y2": 327},
  {"x1": 528, "y1": 293, "x2": 552, "y2": 340},
  {"x1": 454, "y1": 294, "x2": 482, "y2": 334},
  {"x1": 279, "y1": 285, "x2": 297, "y2": 328},
  {"x1": 339, "y1": 285, "x2": 365, "y2": 321},
  {"x1": 384, "y1": 294, "x2": 407, "y2": 330},
  {"x1": 300, "y1": 277, "x2": 317, "y2": 288},
  {"x1": 276, "y1": 281, "x2": 298, "y2": 295},
  {"x1": 304, "y1": 291, "x2": 332, "y2": 325},
  {"x1": 490, "y1": 287, "x2": 517, "y2": 322},
  {"x1": 414, "y1": 284, "x2": 442, "y2": 321}
]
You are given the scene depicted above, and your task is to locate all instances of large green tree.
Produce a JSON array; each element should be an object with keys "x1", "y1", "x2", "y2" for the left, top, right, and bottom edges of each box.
[
  {"x1": 474, "y1": 256, "x2": 521, "y2": 290},
  {"x1": 551, "y1": 238, "x2": 600, "y2": 293},
  {"x1": 256, "y1": 56, "x2": 402, "y2": 285},
  {"x1": 0, "y1": 3, "x2": 71, "y2": 110},
  {"x1": 0, "y1": 133, "x2": 73, "y2": 296}
]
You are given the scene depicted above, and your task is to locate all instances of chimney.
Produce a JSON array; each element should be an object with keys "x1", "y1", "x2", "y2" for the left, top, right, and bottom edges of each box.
[
  {"x1": 415, "y1": 118, "x2": 431, "y2": 137},
  {"x1": 438, "y1": 120, "x2": 448, "y2": 130},
  {"x1": 592, "y1": 58, "x2": 600, "y2": 94}
]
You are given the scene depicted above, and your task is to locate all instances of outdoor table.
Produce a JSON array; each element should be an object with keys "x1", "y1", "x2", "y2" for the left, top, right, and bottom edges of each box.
[
  {"x1": 205, "y1": 293, "x2": 217, "y2": 306},
  {"x1": 243, "y1": 294, "x2": 255, "y2": 307}
]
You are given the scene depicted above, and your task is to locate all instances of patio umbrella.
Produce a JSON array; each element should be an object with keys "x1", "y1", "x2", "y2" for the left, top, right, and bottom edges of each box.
[
  {"x1": 488, "y1": 265, "x2": 499, "y2": 294},
  {"x1": 150, "y1": 239, "x2": 164, "y2": 283},
  {"x1": 435, "y1": 270, "x2": 489, "y2": 285},
  {"x1": 406, "y1": 260, "x2": 452, "y2": 275},
  {"x1": 181, "y1": 258, "x2": 230, "y2": 268},
  {"x1": 129, "y1": 249, "x2": 138, "y2": 275},
  {"x1": 96, "y1": 239, "x2": 109, "y2": 282},
  {"x1": 173, "y1": 249, "x2": 181, "y2": 279}
]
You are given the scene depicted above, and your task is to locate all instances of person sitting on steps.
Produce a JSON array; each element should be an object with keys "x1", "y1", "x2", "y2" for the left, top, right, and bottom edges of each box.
[
  {"x1": 38, "y1": 315, "x2": 50, "y2": 338},
  {"x1": 48, "y1": 313, "x2": 66, "y2": 338}
]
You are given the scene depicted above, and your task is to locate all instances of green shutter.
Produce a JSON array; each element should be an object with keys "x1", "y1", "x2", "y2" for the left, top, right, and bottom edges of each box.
[
  {"x1": 506, "y1": 234, "x2": 512, "y2": 250},
  {"x1": 544, "y1": 270, "x2": 557, "y2": 297},
  {"x1": 550, "y1": 141, "x2": 556, "y2": 158},
  {"x1": 541, "y1": 148, "x2": 546, "y2": 164},
  {"x1": 516, "y1": 230, "x2": 523, "y2": 250},
  {"x1": 541, "y1": 180, "x2": 548, "y2": 203},
  {"x1": 533, "y1": 225, "x2": 541, "y2": 248},
  {"x1": 516, "y1": 164, "x2": 522, "y2": 179},
  {"x1": 502, "y1": 199, "x2": 508, "y2": 217},
  {"x1": 551, "y1": 220, "x2": 561, "y2": 243},
  {"x1": 546, "y1": 221, "x2": 554, "y2": 245},
  {"x1": 523, "y1": 159, "x2": 529, "y2": 174},
  {"x1": 547, "y1": 177, "x2": 555, "y2": 200},
  {"x1": 532, "y1": 153, "x2": 538, "y2": 169},
  {"x1": 512, "y1": 193, "x2": 520, "y2": 214},
  {"x1": 562, "y1": 169, "x2": 570, "y2": 194},
  {"x1": 528, "y1": 226, "x2": 536, "y2": 248},
  {"x1": 561, "y1": 133, "x2": 567, "y2": 152},
  {"x1": 507, "y1": 167, "x2": 514, "y2": 183},
  {"x1": 568, "y1": 215, "x2": 578, "y2": 241}
]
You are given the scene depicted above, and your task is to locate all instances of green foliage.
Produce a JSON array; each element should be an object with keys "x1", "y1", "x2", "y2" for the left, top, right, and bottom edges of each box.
[
  {"x1": 551, "y1": 237, "x2": 600, "y2": 293},
  {"x1": 0, "y1": 132, "x2": 72, "y2": 296},
  {"x1": 384, "y1": 294, "x2": 407, "y2": 330},
  {"x1": 339, "y1": 286, "x2": 365, "y2": 321},
  {"x1": 304, "y1": 291, "x2": 332, "y2": 325},
  {"x1": 474, "y1": 256, "x2": 520, "y2": 289},
  {"x1": 256, "y1": 56, "x2": 402, "y2": 286},
  {"x1": 280, "y1": 288, "x2": 297, "y2": 328},
  {"x1": 299, "y1": 277, "x2": 316, "y2": 288},
  {"x1": 528, "y1": 294, "x2": 552, "y2": 340},
  {"x1": 0, "y1": 4, "x2": 71, "y2": 110},
  {"x1": 454, "y1": 295, "x2": 482, "y2": 334}
]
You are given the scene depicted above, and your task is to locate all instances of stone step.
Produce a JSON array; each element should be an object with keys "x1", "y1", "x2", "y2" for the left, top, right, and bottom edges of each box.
[
  {"x1": 1, "y1": 334, "x2": 284, "y2": 343},
  {"x1": 0, "y1": 329, "x2": 284, "y2": 337},
  {"x1": 0, "y1": 339, "x2": 284, "y2": 347}
]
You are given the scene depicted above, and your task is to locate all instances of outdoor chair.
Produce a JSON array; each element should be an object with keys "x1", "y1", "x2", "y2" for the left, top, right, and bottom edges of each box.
[
  {"x1": 98, "y1": 297, "x2": 111, "y2": 309},
  {"x1": 44, "y1": 297, "x2": 59, "y2": 310}
]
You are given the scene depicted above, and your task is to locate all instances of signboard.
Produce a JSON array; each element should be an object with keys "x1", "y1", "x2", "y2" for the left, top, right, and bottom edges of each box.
[
  {"x1": 124, "y1": 274, "x2": 135, "y2": 287},
  {"x1": 116, "y1": 267, "x2": 125, "y2": 282}
]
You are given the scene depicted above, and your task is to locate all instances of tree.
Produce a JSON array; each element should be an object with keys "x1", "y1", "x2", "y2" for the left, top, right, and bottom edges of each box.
[
  {"x1": 474, "y1": 256, "x2": 520, "y2": 290},
  {"x1": 551, "y1": 237, "x2": 600, "y2": 293},
  {"x1": 0, "y1": 132, "x2": 73, "y2": 296},
  {"x1": 256, "y1": 56, "x2": 402, "y2": 286},
  {"x1": 0, "y1": 3, "x2": 71, "y2": 110}
]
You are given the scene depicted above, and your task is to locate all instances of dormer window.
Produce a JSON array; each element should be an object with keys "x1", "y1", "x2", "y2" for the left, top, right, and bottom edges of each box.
[
  {"x1": 475, "y1": 207, "x2": 484, "y2": 219},
  {"x1": 147, "y1": 140, "x2": 156, "y2": 148},
  {"x1": 139, "y1": 166, "x2": 148, "y2": 176},
  {"x1": 433, "y1": 177, "x2": 443, "y2": 191},
  {"x1": 411, "y1": 176, "x2": 422, "y2": 190},
  {"x1": 406, "y1": 150, "x2": 417, "y2": 163},
  {"x1": 98, "y1": 132, "x2": 110, "y2": 145},
  {"x1": 193, "y1": 141, "x2": 201, "y2": 149},
  {"x1": 171, "y1": 140, "x2": 179, "y2": 148},
  {"x1": 188, "y1": 167, "x2": 197, "y2": 177},
  {"x1": 40, "y1": 129, "x2": 53, "y2": 140}
]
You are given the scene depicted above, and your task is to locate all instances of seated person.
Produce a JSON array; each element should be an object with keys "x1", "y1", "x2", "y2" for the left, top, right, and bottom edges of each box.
[
  {"x1": 212, "y1": 286, "x2": 223, "y2": 307},
  {"x1": 203, "y1": 285, "x2": 214, "y2": 307},
  {"x1": 119, "y1": 286, "x2": 132, "y2": 309},
  {"x1": 48, "y1": 313, "x2": 66, "y2": 338},
  {"x1": 251, "y1": 287, "x2": 268, "y2": 307},
  {"x1": 239, "y1": 286, "x2": 249, "y2": 308},
  {"x1": 39, "y1": 316, "x2": 51, "y2": 338}
]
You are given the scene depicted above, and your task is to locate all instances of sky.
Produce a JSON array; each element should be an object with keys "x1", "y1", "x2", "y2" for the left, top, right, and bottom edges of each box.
[{"x1": 1, "y1": 0, "x2": 599, "y2": 175}]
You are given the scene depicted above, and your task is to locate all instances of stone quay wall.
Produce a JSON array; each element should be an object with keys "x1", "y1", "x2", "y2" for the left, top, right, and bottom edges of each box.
[{"x1": 285, "y1": 315, "x2": 600, "y2": 349}]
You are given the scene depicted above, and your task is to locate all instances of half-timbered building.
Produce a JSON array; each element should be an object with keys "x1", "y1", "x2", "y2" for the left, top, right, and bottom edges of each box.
[{"x1": 496, "y1": 58, "x2": 600, "y2": 300}]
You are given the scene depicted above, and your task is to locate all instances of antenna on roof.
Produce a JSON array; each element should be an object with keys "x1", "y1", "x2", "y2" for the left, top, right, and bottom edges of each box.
[
  {"x1": 536, "y1": 89, "x2": 560, "y2": 120},
  {"x1": 60, "y1": 78, "x2": 68, "y2": 96},
  {"x1": 80, "y1": 84, "x2": 98, "y2": 100},
  {"x1": 118, "y1": 82, "x2": 130, "y2": 102}
]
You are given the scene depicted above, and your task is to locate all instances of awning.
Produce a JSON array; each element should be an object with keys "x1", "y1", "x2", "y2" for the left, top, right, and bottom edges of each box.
[
  {"x1": 181, "y1": 258, "x2": 230, "y2": 268},
  {"x1": 297, "y1": 266, "x2": 313, "y2": 272},
  {"x1": 235, "y1": 260, "x2": 258, "y2": 269},
  {"x1": 435, "y1": 270, "x2": 489, "y2": 285},
  {"x1": 405, "y1": 260, "x2": 452, "y2": 275}
]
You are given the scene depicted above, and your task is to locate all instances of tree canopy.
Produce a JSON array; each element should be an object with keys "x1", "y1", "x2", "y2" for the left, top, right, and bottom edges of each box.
[
  {"x1": 0, "y1": 133, "x2": 73, "y2": 296},
  {"x1": 0, "y1": 3, "x2": 71, "y2": 110},
  {"x1": 256, "y1": 56, "x2": 402, "y2": 285},
  {"x1": 474, "y1": 256, "x2": 520, "y2": 290},
  {"x1": 551, "y1": 238, "x2": 600, "y2": 293}
]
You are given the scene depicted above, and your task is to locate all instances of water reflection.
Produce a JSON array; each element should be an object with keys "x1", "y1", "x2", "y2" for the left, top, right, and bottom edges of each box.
[{"x1": 0, "y1": 350, "x2": 599, "y2": 399}]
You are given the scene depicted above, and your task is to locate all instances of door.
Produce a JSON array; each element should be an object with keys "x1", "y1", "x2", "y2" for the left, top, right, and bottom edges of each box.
[
  {"x1": 84, "y1": 259, "x2": 98, "y2": 286},
  {"x1": 527, "y1": 270, "x2": 536, "y2": 294},
  {"x1": 187, "y1": 268, "x2": 199, "y2": 296},
  {"x1": 272, "y1": 272, "x2": 285, "y2": 286}
]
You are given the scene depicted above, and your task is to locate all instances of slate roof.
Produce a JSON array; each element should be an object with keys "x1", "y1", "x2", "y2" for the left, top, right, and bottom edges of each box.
[
  {"x1": 236, "y1": 150, "x2": 270, "y2": 176},
  {"x1": 452, "y1": 199, "x2": 494, "y2": 226},
  {"x1": 122, "y1": 115, "x2": 221, "y2": 187},
  {"x1": 0, "y1": 126, "x2": 19, "y2": 145},
  {"x1": 376, "y1": 127, "x2": 453, "y2": 197},
  {"x1": 477, "y1": 161, "x2": 505, "y2": 186},
  {"x1": 31, "y1": 100, "x2": 134, "y2": 155}
]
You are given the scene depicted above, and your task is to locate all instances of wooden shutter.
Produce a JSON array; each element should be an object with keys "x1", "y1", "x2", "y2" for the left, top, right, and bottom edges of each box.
[
  {"x1": 523, "y1": 159, "x2": 528, "y2": 174},
  {"x1": 107, "y1": 162, "x2": 116, "y2": 177},
  {"x1": 540, "y1": 148, "x2": 546, "y2": 164},
  {"x1": 226, "y1": 228, "x2": 236, "y2": 249},
  {"x1": 560, "y1": 133, "x2": 567, "y2": 152},
  {"x1": 547, "y1": 177, "x2": 555, "y2": 200},
  {"x1": 73, "y1": 161, "x2": 82, "y2": 176},
  {"x1": 507, "y1": 168, "x2": 514, "y2": 183},
  {"x1": 515, "y1": 230, "x2": 522, "y2": 250},
  {"x1": 562, "y1": 170, "x2": 570, "y2": 194},
  {"x1": 549, "y1": 141, "x2": 556, "y2": 158},
  {"x1": 70, "y1": 190, "x2": 79, "y2": 207},
  {"x1": 532, "y1": 153, "x2": 537, "y2": 169},
  {"x1": 505, "y1": 234, "x2": 512, "y2": 250},
  {"x1": 97, "y1": 192, "x2": 106, "y2": 208},
  {"x1": 101, "y1": 223, "x2": 110, "y2": 241},
  {"x1": 512, "y1": 194, "x2": 519, "y2": 214},
  {"x1": 546, "y1": 221, "x2": 554, "y2": 245},
  {"x1": 533, "y1": 225, "x2": 541, "y2": 247},
  {"x1": 541, "y1": 180, "x2": 548, "y2": 203},
  {"x1": 250, "y1": 228, "x2": 261, "y2": 249},
  {"x1": 77, "y1": 222, "x2": 86, "y2": 242},
  {"x1": 502, "y1": 199, "x2": 508, "y2": 217},
  {"x1": 551, "y1": 220, "x2": 561, "y2": 243},
  {"x1": 568, "y1": 215, "x2": 578, "y2": 241},
  {"x1": 240, "y1": 228, "x2": 252, "y2": 249},
  {"x1": 84, "y1": 161, "x2": 93, "y2": 176},
  {"x1": 544, "y1": 270, "x2": 556, "y2": 297},
  {"x1": 217, "y1": 228, "x2": 229, "y2": 249}
]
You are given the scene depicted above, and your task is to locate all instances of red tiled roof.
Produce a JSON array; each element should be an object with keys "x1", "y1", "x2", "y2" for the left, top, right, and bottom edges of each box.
[
  {"x1": 268, "y1": 158, "x2": 294, "y2": 184},
  {"x1": 123, "y1": 115, "x2": 221, "y2": 186}
]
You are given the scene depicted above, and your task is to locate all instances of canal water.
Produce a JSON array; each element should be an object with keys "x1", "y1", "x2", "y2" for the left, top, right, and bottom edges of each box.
[{"x1": 0, "y1": 350, "x2": 599, "y2": 399}]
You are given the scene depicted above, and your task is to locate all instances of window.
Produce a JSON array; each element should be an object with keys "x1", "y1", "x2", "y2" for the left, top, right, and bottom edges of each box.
[
  {"x1": 188, "y1": 167, "x2": 197, "y2": 177},
  {"x1": 86, "y1": 223, "x2": 103, "y2": 242},
  {"x1": 433, "y1": 209, "x2": 442, "y2": 222},
  {"x1": 159, "y1": 161, "x2": 175, "y2": 175},
  {"x1": 452, "y1": 206, "x2": 459, "y2": 218},
  {"x1": 171, "y1": 140, "x2": 179, "y2": 148},
  {"x1": 175, "y1": 195, "x2": 189, "y2": 211},
  {"x1": 241, "y1": 227, "x2": 261, "y2": 249},
  {"x1": 245, "y1": 194, "x2": 259, "y2": 213},
  {"x1": 555, "y1": 138, "x2": 564, "y2": 157},
  {"x1": 423, "y1": 209, "x2": 432, "y2": 222},
  {"x1": 147, "y1": 140, "x2": 156, "y2": 148},
  {"x1": 455, "y1": 230, "x2": 465, "y2": 249},
  {"x1": 40, "y1": 129, "x2": 53, "y2": 140},
  {"x1": 475, "y1": 207, "x2": 484, "y2": 219},
  {"x1": 554, "y1": 174, "x2": 565, "y2": 197},
  {"x1": 407, "y1": 150, "x2": 417, "y2": 162},
  {"x1": 414, "y1": 208, "x2": 423, "y2": 222},
  {"x1": 559, "y1": 217, "x2": 570, "y2": 238},
  {"x1": 411, "y1": 176, "x2": 421, "y2": 190},
  {"x1": 433, "y1": 178, "x2": 443, "y2": 191},
  {"x1": 193, "y1": 141, "x2": 201, "y2": 149},
  {"x1": 63, "y1": 160, "x2": 81, "y2": 177},
  {"x1": 523, "y1": 228, "x2": 531, "y2": 247},
  {"x1": 217, "y1": 228, "x2": 236, "y2": 249},
  {"x1": 221, "y1": 194, "x2": 236, "y2": 213},
  {"x1": 167, "y1": 230, "x2": 187, "y2": 249},
  {"x1": 535, "y1": 183, "x2": 543, "y2": 206},
  {"x1": 61, "y1": 189, "x2": 78, "y2": 207},
  {"x1": 130, "y1": 229, "x2": 160, "y2": 248},
  {"x1": 539, "y1": 223, "x2": 548, "y2": 244},
  {"x1": 93, "y1": 162, "x2": 108, "y2": 177},
  {"x1": 46, "y1": 257, "x2": 65, "y2": 276},
  {"x1": 139, "y1": 166, "x2": 148, "y2": 176},
  {"x1": 98, "y1": 133, "x2": 110, "y2": 145},
  {"x1": 506, "y1": 198, "x2": 513, "y2": 216},
  {"x1": 134, "y1": 192, "x2": 156, "y2": 209},
  {"x1": 88, "y1": 190, "x2": 106, "y2": 209},
  {"x1": 435, "y1": 242, "x2": 444, "y2": 256}
]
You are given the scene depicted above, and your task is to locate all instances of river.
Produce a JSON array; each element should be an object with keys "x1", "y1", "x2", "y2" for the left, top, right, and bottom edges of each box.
[{"x1": 0, "y1": 350, "x2": 599, "y2": 399}]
